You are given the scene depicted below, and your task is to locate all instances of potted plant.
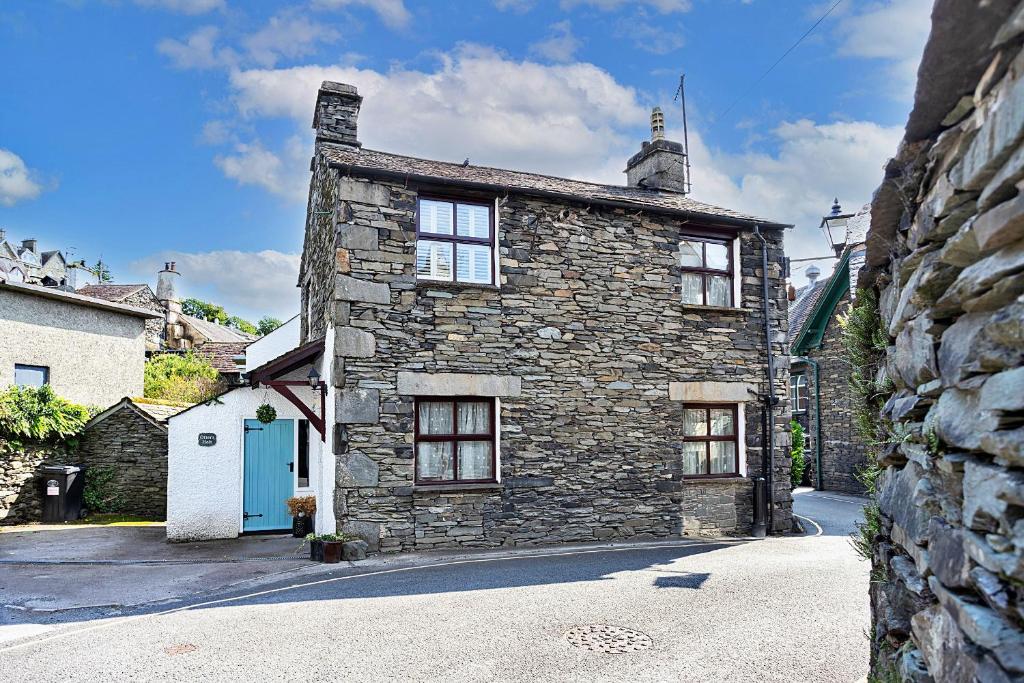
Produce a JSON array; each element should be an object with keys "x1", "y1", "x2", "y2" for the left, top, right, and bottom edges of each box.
[
  {"x1": 305, "y1": 532, "x2": 353, "y2": 563},
  {"x1": 286, "y1": 495, "x2": 316, "y2": 538}
]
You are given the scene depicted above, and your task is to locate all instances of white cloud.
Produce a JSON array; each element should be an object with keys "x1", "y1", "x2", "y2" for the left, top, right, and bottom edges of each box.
[
  {"x1": 0, "y1": 148, "x2": 45, "y2": 207},
  {"x1": 493, "y1": 0, "x2": 534, "y2": 11},
  {"x1": 312, "y1": 0, "x2": 411, "y2": 29},
  {"x1": 243, "y1": 15, "x2": 339, "y2": 68},
  {"x1": 157, "y1": 26, "x2": 237, "y2": 70},
  {"x1": 834, "y1": 0, "x2": 932, "y2": 100},
  {"x1": 131, "y1": 249, "x2": 301, "y2": 320},
  {"x1": 616, "y1": 19, "x2": 685, "y2": 54},
  {"x1": 214, "y1": 137, "x2": 310, "y2": 201},
  {"x1": 686, "y1": 118, "x2": 903, "y2": 281},
  {"x1": 133, "y1": 0, "x2": 225, "y2": 14},
  {"x1": 529, "y1": 21, "x2": 582, "y2": 63},
  {"x1": 561, "y1": 0, "x2": 691, "y2": 13},
  {"x1": 228, "y1": 45, "x2": 647, "y2": 181}
]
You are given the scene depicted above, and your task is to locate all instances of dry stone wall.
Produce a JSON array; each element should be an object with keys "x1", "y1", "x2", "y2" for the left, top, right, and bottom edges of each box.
[
  {"x1": 305, "y1": 166, "x2": 793, "y2": 552},
  {"x1": 0, "y1": 442, "x2": 67, "y2": 524},
  {"x1": 863, "y1": 3, "x2": 1024, "y2": 679}
]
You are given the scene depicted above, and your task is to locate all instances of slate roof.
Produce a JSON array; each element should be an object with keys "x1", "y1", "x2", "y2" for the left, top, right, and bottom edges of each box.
[
  {"x1": 196, "y1": 341, "x2": 249, "y2": 374},
  {"x1": 134, "y1": 400, "x2": 192, "y2": 423},
  {"x1": 182, "y1": 314, "x2": 258, "y2": 343},
  {"x1": 321, "y1": 145, "x2": 790, "y2": 228},
  {"x1": 788, "y1": 278, "x2": 830, "y2": 353},
  {"x1": 77, "y1": 283, "x2": 150, "y2": 302},
  {"x1": 83, "y1": 397, "x2": 192, "y2": 432}
]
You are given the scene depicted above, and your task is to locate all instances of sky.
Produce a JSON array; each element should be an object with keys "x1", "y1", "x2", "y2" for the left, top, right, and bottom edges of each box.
[{"x1": 0, "y1": 0, "x2": 933, "y2": 322}]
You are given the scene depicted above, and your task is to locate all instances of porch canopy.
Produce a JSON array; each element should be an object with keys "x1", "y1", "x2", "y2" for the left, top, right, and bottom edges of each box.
[{"x1": 247, "y1": 337, "x2": 327, "y2": 440}]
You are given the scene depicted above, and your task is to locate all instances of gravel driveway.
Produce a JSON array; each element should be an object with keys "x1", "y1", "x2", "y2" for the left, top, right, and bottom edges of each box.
[{"x1": 0, "y1": 490, "x2": 868, "y2": 682}]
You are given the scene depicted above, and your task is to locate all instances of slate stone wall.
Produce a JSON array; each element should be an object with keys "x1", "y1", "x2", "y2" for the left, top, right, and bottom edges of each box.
[
  {"x1": 862, "y1": 4, "x2": 1024, "y2": 679},
  {"x1": 0, "y1": 442, "x2": 67, "y2": 524},
  {"x1": 308, "y1": 165, "x2": 792, "y2": 553},
  {"x1": 78, "y1": 407, "x2": 168, "y2": 518},
  {"x1": 810, "y1": 292, "x2": 869, "y2": 494},
  {"x1": 300, "y1": 153, "x2": 340, "y2": 344}
]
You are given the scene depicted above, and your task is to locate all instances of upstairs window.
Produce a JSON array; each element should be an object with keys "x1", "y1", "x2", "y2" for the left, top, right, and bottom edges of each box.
[
  {"x1": 679, "y1": 237, "x2": 733, "y2": 307},
  {"x1": 790, "y1": 374, "x2": 809, "y2": 413},
  {"x1": 416, "y1": 198, "x2": 494, "y2": 285}
]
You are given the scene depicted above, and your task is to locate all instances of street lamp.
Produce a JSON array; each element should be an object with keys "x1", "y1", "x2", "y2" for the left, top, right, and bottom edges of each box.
[
  {"x1": 820, "y1": 198, "x2": 854, "y2": 257},
  {"x1": 306, "y1": 367, "x2": 321, "y2": 390}
]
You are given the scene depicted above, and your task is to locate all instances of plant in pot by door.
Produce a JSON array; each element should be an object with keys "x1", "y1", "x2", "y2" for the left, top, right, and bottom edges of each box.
[
  {"x1": 305, "y1": 532, "x2": 353, "y2": 564},
  {"x1": 286, "y1": 496, "x2": 316, "y2": 538}
]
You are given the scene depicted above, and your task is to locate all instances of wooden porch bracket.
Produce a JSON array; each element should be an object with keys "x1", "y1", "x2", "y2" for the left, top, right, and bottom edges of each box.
[{"x1": 261, "y1": 380, "x2": 327, "y2": 441}]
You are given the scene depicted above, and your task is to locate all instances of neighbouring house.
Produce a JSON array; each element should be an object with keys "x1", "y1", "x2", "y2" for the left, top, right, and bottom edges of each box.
[
  {"x1": 79, "y1": 262, "x2": 256, "y2": 383},
  {"x1": 788, "y1": 202, "x2": 871, "y2": 493},
  {"x1": 861, "y1": 3, "x2": 1024, "y2": 680},
  {"x1": 0, "y1": 279, "x2": 161, "y2": 407},
  {"x1": 0, "y1": 231, "x2": 78, "y2": 289}
]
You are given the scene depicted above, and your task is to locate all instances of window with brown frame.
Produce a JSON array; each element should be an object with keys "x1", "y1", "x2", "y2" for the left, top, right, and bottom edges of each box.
[
  {"x1": 790, "y1": 374, "x2": 809, "y2": 413},
  {"x1": 416, "y1": 197, "x2": 494, "y2": 285},
  {"x1": 414, "y1": 397, "x2": 497, "y2": 484},
  {"x1": 679, "y1": 237, "x2": 733, "y2": 307},
  {"x1": 682, "y1": 404, "x2": 740, "y2": 477}
]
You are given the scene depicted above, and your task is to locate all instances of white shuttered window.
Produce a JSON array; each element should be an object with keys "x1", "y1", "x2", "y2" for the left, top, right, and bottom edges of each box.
[{"x1": 416, "y1": 198, "x2": 494, "y2": 285}]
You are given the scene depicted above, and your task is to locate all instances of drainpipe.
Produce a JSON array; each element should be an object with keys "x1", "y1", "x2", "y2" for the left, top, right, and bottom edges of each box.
[
  {"x1": 754, "y1": 226, "x2": 778, "y2": 532},
  {"x1": 794, "y1": 355, "x2": 823, "y2": 490}
]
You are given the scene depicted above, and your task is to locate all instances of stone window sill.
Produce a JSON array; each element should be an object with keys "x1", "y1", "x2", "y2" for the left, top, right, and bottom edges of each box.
[
  {"x1": 412, "y1": 482, "x2": 502, "y2": 494},
  {"x1": 415, "y1": 280, "x2": 501, "y2": 293},
  {"x1": 682, "y1": 476, "x2": 747, "y2": 485},
  {"x1": 679, "y1": 304, "x2": 749, "y2": 315}
]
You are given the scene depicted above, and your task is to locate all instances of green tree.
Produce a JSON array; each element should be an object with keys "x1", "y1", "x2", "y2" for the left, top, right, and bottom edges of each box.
[
  {"x1": 81, "y1": 259, "x2": 113, "y2": 284},
  {"x1": 181, "y1": 298, "x2": 228, "y2": 324},
  {"x1": 257, "y1": 316, "x2": 283, "y2": 336},
  {"x1": 227, "y1": 315, "x2": 257, "y2": 335},
  {"x1": 790, "y1": 420, "x2": 807, "y2": 489},
  {"x1": 144, "y1": 352, "x2": 224, "y2": 404}
]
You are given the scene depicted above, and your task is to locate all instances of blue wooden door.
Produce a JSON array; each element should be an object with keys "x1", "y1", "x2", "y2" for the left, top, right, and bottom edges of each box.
[{"x1": 242, "y1": 419, "x2": 294, "y2": 532}]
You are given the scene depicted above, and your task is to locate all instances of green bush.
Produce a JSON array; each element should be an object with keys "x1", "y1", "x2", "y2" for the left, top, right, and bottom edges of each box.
[
  {"x1": 790, "y1": 420, "x2": 806, "y2": 488},
  {"x1": 0, "y1": 385, "x2": 90, "y2": 446},
  {"x1": 83, "y1": 465, "x2": 123, "y2": 514},
  {"x1": 144, "y1": 352, "x2": 224, "y2": 404}
]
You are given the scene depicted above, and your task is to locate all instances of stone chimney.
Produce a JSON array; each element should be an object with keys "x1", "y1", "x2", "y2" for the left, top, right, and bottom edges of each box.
[
  {"x1": 625, "y1": 107, "x2": 690, "y2": 194},
  {"x1": 806, "y1": 264, "x2": 821, "y2": 285},
  {"x1": 157, "y1": 262, "x2": 185, "y2": 349},
  {"x1": 312, "y1": 81, "x2": 362, "y2": 147},
  {"x1": 21, "y1": 238, "x2": 38, "y2": 254}
]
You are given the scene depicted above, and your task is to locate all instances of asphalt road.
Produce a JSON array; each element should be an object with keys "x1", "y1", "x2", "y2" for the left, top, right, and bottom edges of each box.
[{"x1": 0, "y1": 490, "x2": 868, "y2": 682}]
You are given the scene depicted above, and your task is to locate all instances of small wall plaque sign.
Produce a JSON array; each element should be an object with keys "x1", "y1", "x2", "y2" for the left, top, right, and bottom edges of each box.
[{"x1": 198, "y1": 433, "x2": 217, "y2": 447}]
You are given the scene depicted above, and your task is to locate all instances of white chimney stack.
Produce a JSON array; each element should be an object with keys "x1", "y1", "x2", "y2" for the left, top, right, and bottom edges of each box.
[{"x1": 806, "y1": 264, "x2": 821, "y2": 285}]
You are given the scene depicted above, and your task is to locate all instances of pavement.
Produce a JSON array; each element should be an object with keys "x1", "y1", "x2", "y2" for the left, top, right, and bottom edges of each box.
[{"x1": 0, "y1": 488, "x2": 869, "y2": 682}]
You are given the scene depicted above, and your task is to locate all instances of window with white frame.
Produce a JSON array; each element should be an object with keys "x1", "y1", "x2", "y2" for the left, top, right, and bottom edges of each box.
[
  {"x1": 679, "y1": 237, "x2": 733, "y2": 307},
  {"x1": 416, "y1": 198, "x2": 494, "y2": 285},
  {"x1": 790, "y1": 374, "x2": 809, "y2": 413}
]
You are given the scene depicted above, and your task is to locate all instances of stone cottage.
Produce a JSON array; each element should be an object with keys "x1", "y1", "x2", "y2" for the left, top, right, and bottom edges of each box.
[
  {"x1": 297, "y1": 81, "x2": 793, "y2": 553},
  {"x1": 788, "y1": 203, "x2": 871, "y2": 493},
  {"x1": 0, "y1": 231, "x2": 77, "y2": 288},
  {"x1": 860, "y1": 1, "x2": 1024, "y2": 680}
]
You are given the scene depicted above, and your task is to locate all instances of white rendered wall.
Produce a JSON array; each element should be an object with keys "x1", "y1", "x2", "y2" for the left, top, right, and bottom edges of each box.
[
  {"x1": 244, "y1": 316, "x2": 300, "y2": 372},
  {"x1": 166, "y1": 369, "x2": 325, "y2": 542}
]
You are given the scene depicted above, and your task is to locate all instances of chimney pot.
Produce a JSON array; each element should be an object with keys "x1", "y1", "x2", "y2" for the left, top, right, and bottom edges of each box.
[
  {"x1": 806, "y1": 264, "x2": 821, "y2": 285},
  {"x1": 625, "y1": 107, "x2": 689, "y2": 194}
]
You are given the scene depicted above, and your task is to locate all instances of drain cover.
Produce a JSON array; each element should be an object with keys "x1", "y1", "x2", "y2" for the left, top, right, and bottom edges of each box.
[
  {"x1": 564, "y1": 624, "x2": 653, "y2": 653},
  {"x1": 164, "y1": 643, "x2": 198, "y2": 656}
]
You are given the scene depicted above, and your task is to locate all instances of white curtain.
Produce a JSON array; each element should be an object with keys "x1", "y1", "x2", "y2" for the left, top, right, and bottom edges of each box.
[
  {"x1": 417, "y1": 403, "x2": 454, "y2": 480},
  {"x1": 457, "y1": 402, "x2": 489, "y2": 434}
]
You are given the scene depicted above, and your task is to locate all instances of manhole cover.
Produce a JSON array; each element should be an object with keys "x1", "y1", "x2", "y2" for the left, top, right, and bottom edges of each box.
[
  {"x1": 564, "y1": 624, "x2": 653, "y2": 653},
  {"x1": 164, "y1": 643, "x2": 198, "y2": 656}
]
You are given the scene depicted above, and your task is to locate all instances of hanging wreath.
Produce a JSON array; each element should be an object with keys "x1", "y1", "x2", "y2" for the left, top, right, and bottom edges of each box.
[{"x1": 256, "y1": 403, "x2": 277, "y2": 424}]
